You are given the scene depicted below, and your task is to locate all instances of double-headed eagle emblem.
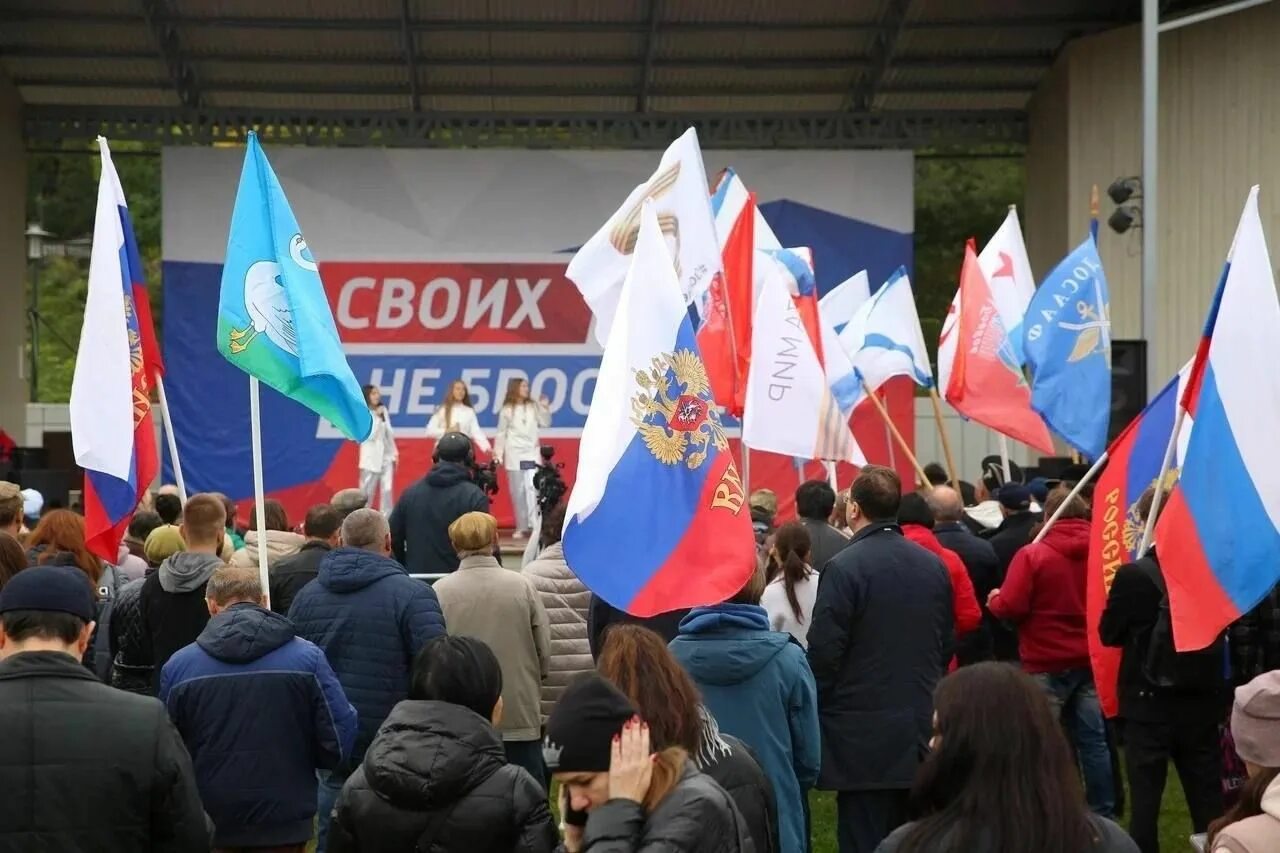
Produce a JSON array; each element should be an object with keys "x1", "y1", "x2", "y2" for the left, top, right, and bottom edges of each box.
[
  {"x1": 631, "y1": 349, "x2": 728, "y2": 469},
  {"x1": 1121, "y1": 467, "x2": 1180, "y2": 554}
]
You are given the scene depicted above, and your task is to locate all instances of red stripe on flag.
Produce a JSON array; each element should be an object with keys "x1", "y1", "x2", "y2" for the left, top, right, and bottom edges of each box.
[{"x1": 1155, "y1": 488, "x2": 1241, "y2": 651}]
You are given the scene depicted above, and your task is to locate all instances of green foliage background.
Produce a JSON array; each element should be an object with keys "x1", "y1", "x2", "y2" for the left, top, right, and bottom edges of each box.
[{"x1": 25, "y1": 146, "x2": 1022, "y2": 402}]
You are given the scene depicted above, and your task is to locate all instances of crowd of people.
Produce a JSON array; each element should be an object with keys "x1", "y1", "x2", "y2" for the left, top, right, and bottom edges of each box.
[{"x1": 0, "y1": 448, "x2": 1279, "y2": 853}]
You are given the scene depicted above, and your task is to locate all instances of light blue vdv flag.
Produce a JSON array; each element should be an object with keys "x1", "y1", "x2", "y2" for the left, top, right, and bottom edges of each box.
[
  {"x1": 1023, "y1": 235, "x2": 1112, "y2": 460},
  {"x1": 217, "y1": 131, "x2": 372, "y2": 442}
]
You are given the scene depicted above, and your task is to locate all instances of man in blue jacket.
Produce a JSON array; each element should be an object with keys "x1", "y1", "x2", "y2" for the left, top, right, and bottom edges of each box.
[
  {"x1": 160, "y1": 563, "x2": 357, "y2": 852},
  {"x1": 288, "y1": 507, "x2": 447, "y2": 853}
]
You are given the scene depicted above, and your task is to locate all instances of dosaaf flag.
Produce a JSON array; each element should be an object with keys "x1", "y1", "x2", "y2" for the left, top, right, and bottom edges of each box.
[{"x1": 563, "y1": 201, "x2": 755, "y2": 617}]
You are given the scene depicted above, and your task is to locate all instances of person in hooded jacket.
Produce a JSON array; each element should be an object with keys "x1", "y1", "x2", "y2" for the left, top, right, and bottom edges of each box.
[
  {"x1": 138, "y1": 493, "x2": 227, "y2": 693},
  {"x1": 389, "y1": 431, "x2": 490, "y2": 576},
  {"x1": 230, "y1": 499, "x2": 306, "y2": 569},
  {"x1": 522, "y1": 502, "x2": 592, "y2": 722},
  {"x1": 161, "y1": 564, "x2": 358, "y2": 851},
  {"x1": 329, "y1": 635, "x2": 556, "y2": 853},
  {"x1": 599, "y1": 623, "x2": 779, "y2": 853},
  {"x1": 288, "y1": 508, "x2": 447, "y2": 853},
  {"x1": 546, "y1": 673, "x2": 753, "y2": 853},
  {"x1": 988, "y1": 489, "x2": 1115, "y2": 818},
  {"x1": 668, "y1": 562, "x2": 820, "y2": 853},
  {"x1": 897, "y1": 492, "x2": 982, "y2": 661}
]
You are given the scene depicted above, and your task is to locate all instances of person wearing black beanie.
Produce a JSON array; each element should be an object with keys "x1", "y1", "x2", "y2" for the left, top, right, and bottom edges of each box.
[{"x1": 544, "y1": 672, "x2": 753, "y2": 853}]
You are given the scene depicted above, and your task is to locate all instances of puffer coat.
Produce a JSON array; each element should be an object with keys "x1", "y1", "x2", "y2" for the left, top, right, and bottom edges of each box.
[{"x1": 521, "y1": 542, "x2": 592, "y2": 721}]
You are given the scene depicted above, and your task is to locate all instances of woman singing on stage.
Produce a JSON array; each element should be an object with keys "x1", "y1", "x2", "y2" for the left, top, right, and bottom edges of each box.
[
  {"x1": 358, "y1": 385, "x2": 398, "y2": 512},
  {"x1": 494, "y1": 378, "x2": 551, "y2": 540},
  {"x1": 425, "y1": 379, "x2": 492, "y2": 454}
]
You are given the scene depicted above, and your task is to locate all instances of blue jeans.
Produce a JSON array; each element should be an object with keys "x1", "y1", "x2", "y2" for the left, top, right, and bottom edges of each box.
[
  {"x1": 314, "y1": 769, "x2": 348, "y2": 853},
  {"x1": 1033, "y1": 669, "x2": 1116, "y2": 818}
]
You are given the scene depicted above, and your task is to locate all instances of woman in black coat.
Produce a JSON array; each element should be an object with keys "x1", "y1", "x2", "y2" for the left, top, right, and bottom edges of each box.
[
  {"x1": 546, "y1": 673, "x2": 752, "y2": 853},
  {"x1": 328, "y1": 636, "x2": 556, "y2": 853},
  {"x1": 597, "y1": 624, "x2": 778, "y2": 853}
]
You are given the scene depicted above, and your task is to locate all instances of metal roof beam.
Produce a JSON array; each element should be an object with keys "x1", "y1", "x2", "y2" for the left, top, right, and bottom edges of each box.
[
  {"x1": 637, "y1": 0, "x2": 662, "y2": 113},
  {"x1": 138, "y1": 0, "x2": 201, "y2": 107},
  {"x1": 849, "y1": 0, "x2": 914, "y2": 111},
  {"x1": 22, "y1": 105, "x2": 1030, "y2": 149},
  {"x1": 12, "y1": 77, "x2": 1038, "y2": 98},
  {"x1": 398, "y1": 0, "x2": 421, "y2": 112},
  {"x1": 0, "y1": 10, "x2": 1132, "y2": 34},
  {"x1": 0, "y1": 45, "x2": 1055, "y2": 70}
]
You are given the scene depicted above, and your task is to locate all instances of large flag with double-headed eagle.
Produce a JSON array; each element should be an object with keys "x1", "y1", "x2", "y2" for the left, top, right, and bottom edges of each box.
[
  {"x1": 563, "y1": 200, "x2": 755, "y2": 616},
  {"x1": 1087, "y1": 365, "x2": 1192, "y2": 717},
  {"x1": 567, "y1": 128, "x2": 722, "y2": 347},
  {"x1": 1156, "y1": 186, "x2": 1280, "y2": 651},
  {"x1": 71, "y1": 137, "x2": 162, "y2": 562},
  {"x1": 1024, "y1": 235, "x2": 1112, "y2": 460},
  {"x1": 945, "y1": 241, "x2": 1055, "y2": 455},
  {"x1": 217, "y1": 132, "x2": 372, "y2": 442}
]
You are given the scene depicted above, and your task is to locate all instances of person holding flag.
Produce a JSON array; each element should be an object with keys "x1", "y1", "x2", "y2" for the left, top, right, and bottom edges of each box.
[
  {"x1": 1024, "y1": 235, "x2": 1113, "y2": 461},
  {"x1": 70, "y1": 137, "x2": 161, "y2": 565},
  {"x1": 216, "y1": 131, "x2": 373, "y2": 605}
]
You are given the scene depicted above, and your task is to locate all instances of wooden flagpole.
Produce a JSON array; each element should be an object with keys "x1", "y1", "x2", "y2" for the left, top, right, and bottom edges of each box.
[
  {"x1": 862, "y1": 379, "x2": 929, "y2": 487},
  {"x1": 928, "y1": 388, "x2": 959, "y2": 488}
]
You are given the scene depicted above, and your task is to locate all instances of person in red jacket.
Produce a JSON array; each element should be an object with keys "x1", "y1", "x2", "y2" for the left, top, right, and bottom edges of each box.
[
  {"x1": 897, "y1": 493, "x2": 983, "y2": 646},
  {"x1": 988, "y1": 489, "x2": 1116, "y2": 819}
]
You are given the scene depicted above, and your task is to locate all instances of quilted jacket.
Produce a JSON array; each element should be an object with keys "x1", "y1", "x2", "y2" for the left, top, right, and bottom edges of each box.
[
  {"x1": 521, "y1": 542, "x2": 592, "y2": 722},
  {"x1": 108, "y1": 576, "x2": 153, "y2": 694},
  {"x1": 288, "y1": 547, "x2": 447, "y2": 774}
]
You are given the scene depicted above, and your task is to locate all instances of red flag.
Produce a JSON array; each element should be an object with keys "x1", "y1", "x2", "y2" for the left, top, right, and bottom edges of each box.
[
  {"x1": 699, "y1": 192, "x2": 755, "y2": 417},
  {"x1": 946, "y1": 242, "x2": 1054, "y2": 454}
]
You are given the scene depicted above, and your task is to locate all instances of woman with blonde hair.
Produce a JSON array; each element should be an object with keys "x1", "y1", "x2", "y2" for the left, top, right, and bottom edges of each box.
[
  {"x1": 545, "y1": 672, "x2": 752, "y2": 852},
  {"x1": 426, "y1": 379, "x2": 492, "y2": 455},
  {"x1": 494, "y1": 377, "x2": 550, "y2": 539}
]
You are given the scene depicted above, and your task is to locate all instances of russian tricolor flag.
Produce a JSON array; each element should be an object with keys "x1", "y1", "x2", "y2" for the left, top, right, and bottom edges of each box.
[
  {"x1": 70, "y1": 138, "x2": 160, "y2": 562},
  {"x1": 1156, "y1": 187, "x2": 1280, "y2": 651},
  {"x1": 564, "y1": 200, "x2": 756, "y2": 617}
]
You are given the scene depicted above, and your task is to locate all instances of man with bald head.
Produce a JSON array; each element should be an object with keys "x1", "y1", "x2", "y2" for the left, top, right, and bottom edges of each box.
[{"x1": 928, "y1": 485, "x2": 999, "y2": 665}]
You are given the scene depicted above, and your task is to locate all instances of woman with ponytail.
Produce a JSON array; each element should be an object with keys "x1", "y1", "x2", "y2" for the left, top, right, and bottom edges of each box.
[{"x1": 761, "y1": 521, "x2": 817, "y2": 648}]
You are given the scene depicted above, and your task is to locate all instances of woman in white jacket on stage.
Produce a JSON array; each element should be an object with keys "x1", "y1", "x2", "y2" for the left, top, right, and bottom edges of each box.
[
  {"x1": 358, "y1": 385, "x2": 398, "y2": 512},
  {"x1": 425, "y1": 379, "x2": 492, "y2": 454},
  {"x1": 494, "y1": 378, "x2": 551, "y2": 539}
]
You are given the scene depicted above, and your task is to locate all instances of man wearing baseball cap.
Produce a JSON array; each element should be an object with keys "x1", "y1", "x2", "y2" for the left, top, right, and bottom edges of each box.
[{"x1": 0, "y1": 565, "x2": 211, "y2": 851}]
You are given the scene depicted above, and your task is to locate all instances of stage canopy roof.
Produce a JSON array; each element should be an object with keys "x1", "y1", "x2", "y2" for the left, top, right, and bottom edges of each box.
[{"x1": 0, "y1": 0, "x2": 1221, "y2": 148}]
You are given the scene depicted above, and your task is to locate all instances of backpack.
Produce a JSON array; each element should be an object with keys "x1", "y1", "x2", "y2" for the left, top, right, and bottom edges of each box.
[
  {"x1": 1135, "y1": 556, "x2": 1225, "y2": 689},
  {"x1": 89, "y1": 564, "x2": 123, "y2": 682}
]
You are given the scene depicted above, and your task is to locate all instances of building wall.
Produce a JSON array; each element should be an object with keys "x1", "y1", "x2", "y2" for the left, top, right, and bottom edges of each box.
[
  {"x1": 0, "y1": 71, "x2": 28, "y2": 440},
  {"x1": 1025, "y1": 2, "x2": 1280, "y2": 387}
]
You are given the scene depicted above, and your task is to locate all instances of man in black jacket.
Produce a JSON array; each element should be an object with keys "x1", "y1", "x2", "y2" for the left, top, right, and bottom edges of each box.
[
  {"x1": 1099, "y1": 487, "x2": 1225, "y2": 853},
  {"x1": 983, "y1": 483, "x2": 1041, "y2": 661},
  {"x1": 390, "y1": 432, "x2": 490, "y2": 576},
  {"x1": 796, "y1": 479, "x2": 853, "y2": 572},
  {"x1": 808, "y1": 466, "x2": 955, "y2": 853},
  {"x1": 0, "y1": 565, "x2": 211, "y2": 851},
  {"x1": 928, "y1": 485, "x2": 998, "y2": 664},
  {"x1": 270, "y1": 503, "x2": 341, "y2": 614}
]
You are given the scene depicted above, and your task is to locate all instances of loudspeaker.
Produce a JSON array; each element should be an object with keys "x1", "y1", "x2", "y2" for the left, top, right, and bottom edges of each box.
[{"x1": 1110, "y1": 340, "x2": 1148, "y2": 443}]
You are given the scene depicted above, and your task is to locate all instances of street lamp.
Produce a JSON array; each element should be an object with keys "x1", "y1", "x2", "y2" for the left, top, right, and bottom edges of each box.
[{"x1": 25, "y1": 223, "x2": 51, "y2": 403}]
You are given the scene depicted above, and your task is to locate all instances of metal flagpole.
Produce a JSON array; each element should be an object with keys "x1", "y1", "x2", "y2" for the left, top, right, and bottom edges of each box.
[
  {"x1": 155, "y1": 376, "x2": 187, "y2": 503},
  {"x1": 1138, "y1": 404, "x2": 1189, "y2": 556},
  {"x1": 998, "y1": 434, "x2": 1013, "y2": 483},
  {"x1": 249, "y1": 377, "x2": 271, "y2": 610},
  {"x1": 1142, "y1": 0, "x2": 1159, "y2": 396}
]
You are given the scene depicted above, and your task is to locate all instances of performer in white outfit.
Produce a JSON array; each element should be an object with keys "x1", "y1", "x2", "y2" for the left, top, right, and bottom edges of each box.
[
  {"x1": 357, "y1": 385, "x2": 398, "y2": 513},
  {"x1": 425, "y1": 379, "x2": 492, "y2": 454},
  {"x1": 494, "y1": 378, "x2": 551, "y2": 539}
]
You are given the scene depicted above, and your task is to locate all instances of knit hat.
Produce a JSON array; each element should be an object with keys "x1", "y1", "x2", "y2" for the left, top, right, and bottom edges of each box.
[
  {"x1": 144, "y1": 525, "x2": 186, "y2": 565},
  {"x1": 544, "y1": 673, "x2": 638, "y2": 773},
  {"x1": 1231, "y1": 671, "x2": 1280, "y2": 767},
  {"x1": 0, "y1": 564, "x2": 95, "y2": 622}
]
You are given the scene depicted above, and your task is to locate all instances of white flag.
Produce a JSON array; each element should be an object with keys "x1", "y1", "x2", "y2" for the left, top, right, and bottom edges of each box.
[
  {"x1": 819, "y1": 270, "x2": 871, "y2": 336},
  {"x1": 838, "y1": 268, "x2": 933, "y2": 409},
  {"x1": 978, "y1": 207, "x2": 1036, "y2": 362},
  {"x1": 567, "y1": 128, "x2": 722, "y2": 346}
]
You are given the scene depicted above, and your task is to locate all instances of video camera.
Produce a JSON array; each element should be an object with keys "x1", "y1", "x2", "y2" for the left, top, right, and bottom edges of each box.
[
  {"x1": 533, "y1": 445, "x2": 567, "y2": 513},
  {"x1": 470, "y1": 458, "x2": 500, "y2": 497}
]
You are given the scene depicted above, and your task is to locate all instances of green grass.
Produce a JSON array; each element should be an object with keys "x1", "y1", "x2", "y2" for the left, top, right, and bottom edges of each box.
[{"x1": 805, "y1": 761, "x2": 1195, "y2": 853}]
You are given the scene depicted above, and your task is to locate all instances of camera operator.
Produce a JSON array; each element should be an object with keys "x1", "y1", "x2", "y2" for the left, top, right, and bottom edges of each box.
[
  {"x1": 389, "y1": 432, "x2": 490, "y2": 576},
  {"x1": 520, "y1": 445, "x2": 568, "y2": 568}
]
